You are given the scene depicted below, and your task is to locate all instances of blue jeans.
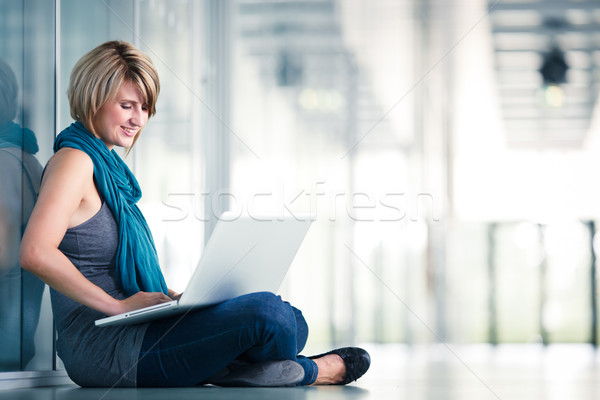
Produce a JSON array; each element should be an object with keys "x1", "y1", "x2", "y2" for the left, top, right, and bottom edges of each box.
[{"x1": 136, "y1": 292, "x2": 318, "y2": 386}]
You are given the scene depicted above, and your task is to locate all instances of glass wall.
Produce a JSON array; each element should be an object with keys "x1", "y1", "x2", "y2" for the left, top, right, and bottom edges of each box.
[
  {"x1": 134, "y1": 0, "x2": 207, "y2": 290},
  {"x1": 0, "y1": 0, "x2": 55, "y2": 373}
]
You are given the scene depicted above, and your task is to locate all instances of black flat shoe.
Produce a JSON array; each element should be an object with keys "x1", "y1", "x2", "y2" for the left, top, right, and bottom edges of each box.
[
  {"x1": 207, "y1": 360, "x2": 305, "y2": 387},
  {"x1": 309, "y1": 347, "x2": 371, "y2": 385}
]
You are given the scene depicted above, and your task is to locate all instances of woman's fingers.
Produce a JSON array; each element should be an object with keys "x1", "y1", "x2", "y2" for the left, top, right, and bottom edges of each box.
[{"x1": 116, "y1": 291, "x2": 172, "y2": 314}]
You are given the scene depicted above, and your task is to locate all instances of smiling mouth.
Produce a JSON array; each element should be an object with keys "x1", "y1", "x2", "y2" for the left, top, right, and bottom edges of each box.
[{"x1": 121, "y1": 126, "x2": 137, "y2": 136}]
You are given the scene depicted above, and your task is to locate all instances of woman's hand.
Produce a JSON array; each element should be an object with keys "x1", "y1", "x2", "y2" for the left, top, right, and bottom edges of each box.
[
  {"x1": 168, "y1": 288, "x2": 182, "y2": 301},
  {"x1": 115, "y1": 291, "x2": 173, "y2": 315}
]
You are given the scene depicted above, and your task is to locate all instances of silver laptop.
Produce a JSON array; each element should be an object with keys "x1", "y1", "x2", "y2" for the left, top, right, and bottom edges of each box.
[{"x1": 95, "y1": 211, "x2": 312, "y2": 327}]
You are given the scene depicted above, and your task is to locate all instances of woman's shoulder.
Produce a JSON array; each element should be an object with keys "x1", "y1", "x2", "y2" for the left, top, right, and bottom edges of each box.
[
  {"x1": 51, "y1": 147, "x2": 92, "y2": 165},
  {"x1": 47, "y1": 148, "x2": 93, "y2": 173},
  {"x1": 43, "y1": 148, "x2": 94, "y2": 187}
]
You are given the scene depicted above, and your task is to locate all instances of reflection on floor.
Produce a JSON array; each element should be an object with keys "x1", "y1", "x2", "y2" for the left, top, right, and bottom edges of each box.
[{"x1": 1, "y1": 344, "x2": 598, "y2": 399}]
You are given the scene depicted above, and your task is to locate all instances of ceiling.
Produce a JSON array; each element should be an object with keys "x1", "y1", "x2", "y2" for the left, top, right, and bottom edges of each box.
[
  {"x1": 235, "y1": 0, "x2": 600, "y2": 150},
  {"x1": 488, "y1": 0, "x2": 600, "y2": 149},
  {"x1": 235, "y1": 0, "x2": 412, "y2": 149}
]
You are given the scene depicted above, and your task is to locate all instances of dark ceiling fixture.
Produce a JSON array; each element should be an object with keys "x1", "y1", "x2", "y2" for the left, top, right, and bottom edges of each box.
[
  {"x1": 539, "y1": 46, "x2": 568, "y2": 86},
  {"x1": 539, "y1": 46, "x2": 568, "y2": 108}
]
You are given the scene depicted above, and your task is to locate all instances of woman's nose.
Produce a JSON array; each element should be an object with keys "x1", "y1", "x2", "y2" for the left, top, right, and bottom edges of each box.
[{"x1": 130, "y1": 106, "x2": 147, "y2": 127}]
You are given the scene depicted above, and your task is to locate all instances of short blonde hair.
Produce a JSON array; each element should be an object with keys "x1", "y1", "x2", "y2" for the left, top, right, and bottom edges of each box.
[{"x1": 68, "y1": 40, "x2": 160, "y2": 149}]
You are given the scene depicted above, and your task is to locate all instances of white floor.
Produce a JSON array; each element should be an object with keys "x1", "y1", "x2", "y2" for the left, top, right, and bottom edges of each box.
[
  {"x1": 362, "y1": 343, "x2": 600, "y2": 400},
  {"x1": 1, "y1": 344, "x2": 598, "y2": 399}
]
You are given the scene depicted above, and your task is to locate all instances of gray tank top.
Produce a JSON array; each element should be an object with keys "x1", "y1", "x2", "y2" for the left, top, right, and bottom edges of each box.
[{"x1": 51, "y1": 201, "x2": 148, "y2": 387}]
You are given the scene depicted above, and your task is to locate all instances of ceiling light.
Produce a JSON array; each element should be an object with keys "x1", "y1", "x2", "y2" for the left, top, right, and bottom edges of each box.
[{"x1": 539, "y1": 46, "x2": 568, "y2": 85}]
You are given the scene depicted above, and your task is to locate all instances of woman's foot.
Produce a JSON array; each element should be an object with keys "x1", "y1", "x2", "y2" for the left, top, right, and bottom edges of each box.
[
  {"x1": 310, "y1": 347, "x2": 371, "y2": 385},
  {"x1": 311, "y1": 354, "x2": 346, "y2": 384}
]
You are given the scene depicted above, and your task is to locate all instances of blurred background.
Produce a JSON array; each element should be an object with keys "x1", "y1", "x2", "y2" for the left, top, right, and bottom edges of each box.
[{"x1": 1, "y1": 0, "x2": 599, "y2": 381}]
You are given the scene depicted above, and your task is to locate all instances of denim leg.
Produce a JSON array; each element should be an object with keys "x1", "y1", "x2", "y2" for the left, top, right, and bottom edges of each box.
[
  {"x1": 291, "y1": 305, "x2": 308, "y2": 353},
  {"x1": 136, "y1": 292, "x2": 318, "y2": 387},
  {"x1": 290, "y1": 305, "x2": 318, "y2": 385},
  {"x1": 239, "y1": 301, "x2": 317, "y2": 386},
  {"x1": 296, "y1": 355, "x2": 318, "y2": 386}
]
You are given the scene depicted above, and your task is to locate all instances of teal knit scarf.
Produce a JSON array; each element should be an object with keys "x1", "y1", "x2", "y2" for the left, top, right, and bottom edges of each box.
[
  {"x1": 0, "y1": 121, "x2": 39, "y2": 154},
  {"x1": 54, "y1": 121, "x2": 167, "y2": 296}
]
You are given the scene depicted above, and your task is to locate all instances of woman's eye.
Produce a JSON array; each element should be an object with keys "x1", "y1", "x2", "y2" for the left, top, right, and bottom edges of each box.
[{"x1": 121, "y1": 105, "x2": 131, "y2": 110}]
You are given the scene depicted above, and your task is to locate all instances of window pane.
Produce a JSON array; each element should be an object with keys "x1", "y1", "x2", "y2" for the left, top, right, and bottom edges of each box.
[
  {"x1": 0, "y1": 0, "x2": 54, "y2": 371},
  {"x1": 229, "y1": 0, "x2": 421, "y2": 346},
  {"x1": 135, "y1": 0, "x2": 205, "y2": 290}
]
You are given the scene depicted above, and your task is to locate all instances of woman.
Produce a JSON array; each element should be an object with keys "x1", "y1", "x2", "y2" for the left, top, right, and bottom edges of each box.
[{"x1": 19, "y1": 40, "x2": 370, "y2": 388}]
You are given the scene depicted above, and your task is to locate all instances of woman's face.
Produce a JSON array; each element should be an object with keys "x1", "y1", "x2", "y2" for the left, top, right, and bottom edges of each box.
[{"x1": 92, "y1": 81, "x2": 149, "y2": 150}]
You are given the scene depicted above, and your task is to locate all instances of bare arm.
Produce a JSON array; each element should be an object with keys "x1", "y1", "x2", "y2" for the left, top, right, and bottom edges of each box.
[{"x1": 19, "y1": 148, "x2": 171, "y2": 316}]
